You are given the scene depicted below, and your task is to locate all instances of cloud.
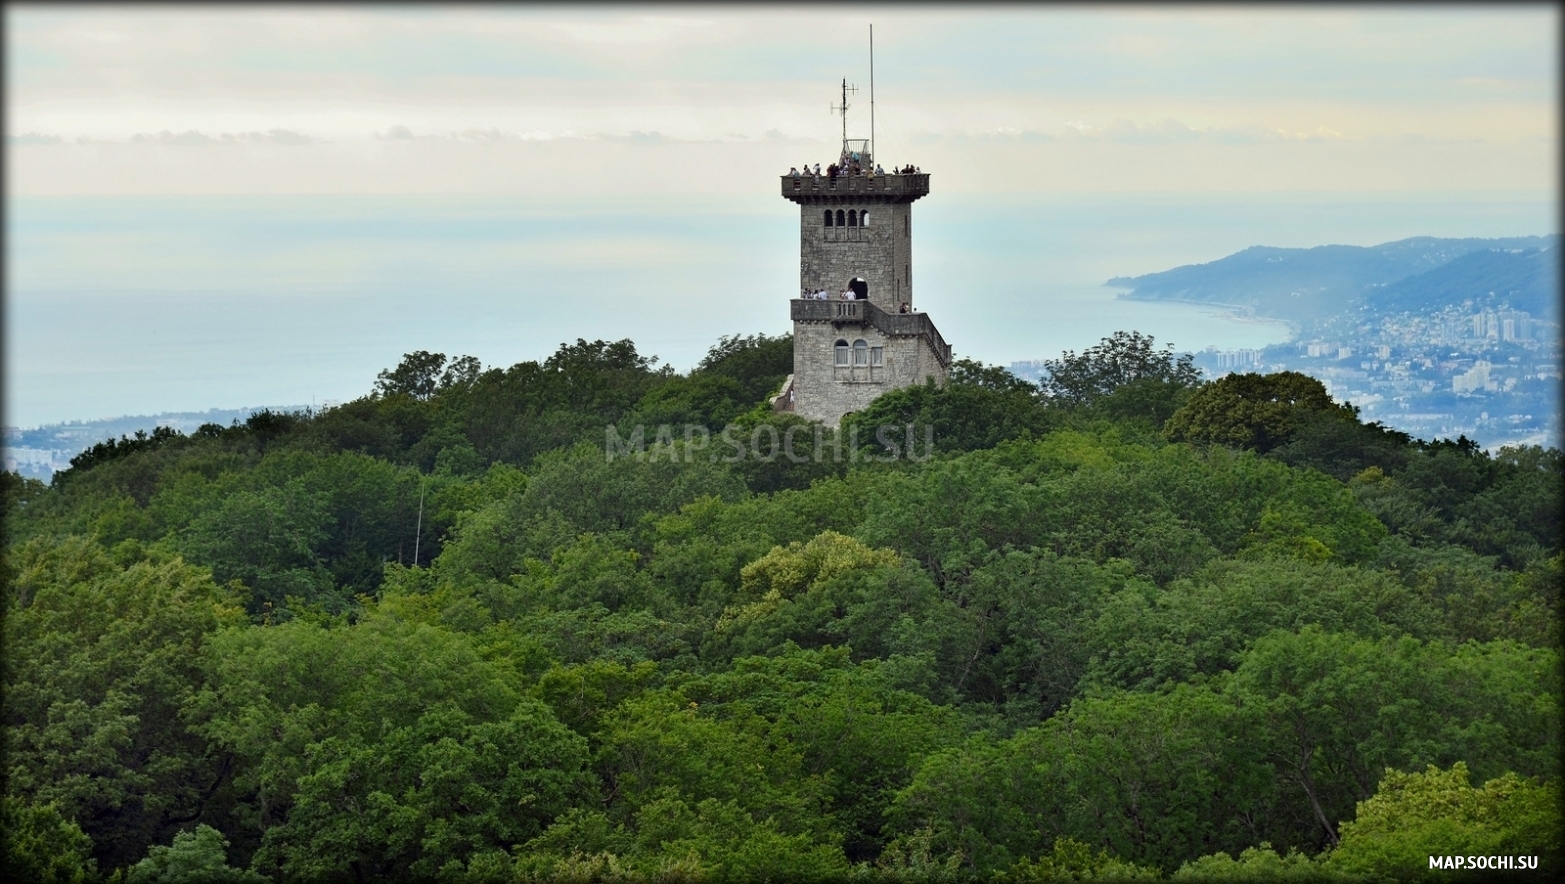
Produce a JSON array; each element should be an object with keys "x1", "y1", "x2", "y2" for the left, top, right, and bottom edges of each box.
[
  {"x1": 1098, "y1": 118, "x2": 1204, "y2": 143},
  {"x1": 593, "y1": 130, "x2": 676, "y2": 144},
  {"x1": 242, "y1": 129, "x2": 315, "y2": 145},
  {"x1": 8, "y1": 132, "x2": 65, "y2": 145},
  {"x1": 133, "y1": 129, "x2": 217, "y2": 145},
  {"x1": 1055, "y1": 118, "x2": 1350, "y2": 144},
  {"x1": 456, "y1": 128, "x2": 507, "y2": 144},
  {"x1": 1271, "y1": 125, "x2": 1345, "y2": 142},
  {"x1": 761, "y1": 128, "x2": 812, "y2": 144},
  {"x1": 126, "y1": 129, "x2": 319, "y2": 145},
  {"x1": 363, "y1": 127, "x2": 718, "y2": 145}
]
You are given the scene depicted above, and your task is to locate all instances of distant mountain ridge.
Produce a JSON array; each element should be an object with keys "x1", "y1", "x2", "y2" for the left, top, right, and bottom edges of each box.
[{"x1": 1107, "y1": 234, "x2": 1559, "y2": 324}]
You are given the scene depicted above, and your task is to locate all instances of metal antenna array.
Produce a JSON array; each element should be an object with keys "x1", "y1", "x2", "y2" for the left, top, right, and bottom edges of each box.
[{"x1": 830, "y1": 78, "x2": 858, "y2": 153}]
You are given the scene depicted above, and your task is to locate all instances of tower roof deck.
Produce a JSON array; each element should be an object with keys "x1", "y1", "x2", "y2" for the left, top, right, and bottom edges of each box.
[{"x1": 781, "y1": 171, "x2": 929, "y2": 204}]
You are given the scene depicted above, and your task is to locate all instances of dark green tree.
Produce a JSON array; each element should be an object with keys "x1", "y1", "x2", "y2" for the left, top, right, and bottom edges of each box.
[
  {"x1": 374, "y1": 350, "x2": 450, "y2": 400},
  {"x1": 1164, "y1": 370, "x2": 1357, "y2": 453},
  {"x1": 1038, "y1": 331, "x2": 1201, "y2": 406}
]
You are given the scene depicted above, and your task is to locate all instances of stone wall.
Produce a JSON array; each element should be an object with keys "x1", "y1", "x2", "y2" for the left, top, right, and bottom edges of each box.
[
  {"x1": 782, "y1": 173, "x2": 927, "y2": 314},
  {"x1": 791, "y1": 311, "x2": 949, "y2": 426},
  {"x1": 798, "y1": 203, "x2": 912, "y2": 313}
]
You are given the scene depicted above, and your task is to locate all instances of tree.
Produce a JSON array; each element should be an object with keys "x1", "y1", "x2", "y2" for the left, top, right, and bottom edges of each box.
[
  {"x1": 1, "y1": 796, "x2": 96, "y2": 884},
  {"x1": 845, "y1": 363, "x2": 1053, "y2": 455},
  {"x1": 375, "y1": 350, "x2": 450, "y2": 400},
  {"x1": 694, "y1": 333, "x2": 795, "y2": 404},
  {"x1": 126, "y1": 824, "x2": 265, "y2": 884},
  {"x1": 173, "y1": 481, "x2": 336, "y2": 614},
  {"x1": 1164, "y1": 371, "x2": 1357, "y2": 453},
  {"x1": 1327, "y1": 763, "x2": 1561, "y2": 878},
  {"x1": 887, "y1": 683, "x2": 1259, "y2": 875},
  {"x1": 252, "y1": 706, "x2": 591, "y2": 880},
  {"x1": 1038, "y1": 331, "x2": 1201, "y2": 406},
  {"x1": 1173, "y1": 843, "x2": 1341, "y2": 881},
  {"x1": 55, "y1": 426, "x2": 186, "y2": 486},
  {"x1": 5, "y1": 537, "x2": 249, "y2": 873},
  {"x1": 1223, "y1": 629, "x2": 1560, "y2": 853}
]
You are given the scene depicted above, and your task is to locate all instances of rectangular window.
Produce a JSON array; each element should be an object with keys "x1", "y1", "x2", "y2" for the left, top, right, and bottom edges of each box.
[
  {"x1": 854, "y1": 348, "x2": 868, "y2": 366},
  {"x1": 870, "y1": 347, "x2": 883, "y2": 366},
  {"x1": 835, "y1": 348, "x2": 849, "y2": 366}
]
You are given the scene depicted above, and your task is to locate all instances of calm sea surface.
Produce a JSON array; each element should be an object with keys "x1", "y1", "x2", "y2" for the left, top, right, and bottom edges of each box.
[{"x1": 6, "y1": 191, "x2": 1554, "y2": 428}]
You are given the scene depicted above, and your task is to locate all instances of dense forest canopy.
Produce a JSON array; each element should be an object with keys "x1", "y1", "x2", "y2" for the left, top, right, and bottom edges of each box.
[{"x1": 4, "y1": 330, "x2": 1560, "y2": 882}]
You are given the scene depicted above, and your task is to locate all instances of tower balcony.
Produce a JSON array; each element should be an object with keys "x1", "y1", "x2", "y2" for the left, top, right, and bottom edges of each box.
[
  {"x1": 791, "y1": 297, "x2": 951, "y2": 367},
  {"x1": 781, "y1": 172, "x2": 929, "y2": 204}
]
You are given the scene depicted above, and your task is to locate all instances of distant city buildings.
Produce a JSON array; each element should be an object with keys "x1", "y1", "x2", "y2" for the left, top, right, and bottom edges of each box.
[{"x1": 1452, "y1": 361, "x2": 1496, "y2": 395}]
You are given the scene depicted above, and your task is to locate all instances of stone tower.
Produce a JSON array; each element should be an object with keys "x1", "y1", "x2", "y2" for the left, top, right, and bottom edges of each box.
[{"x1": 772, "y1": 136, "x2": 951, "y2": 426}]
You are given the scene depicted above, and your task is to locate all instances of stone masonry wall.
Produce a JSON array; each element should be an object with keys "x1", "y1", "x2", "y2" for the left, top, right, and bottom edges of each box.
[
  {"x1": 791, "y1": 316, "x2": 947, "y2": 426},
  {"x1": 799, "y1": 202, "x2": 912, "y2": 313}
]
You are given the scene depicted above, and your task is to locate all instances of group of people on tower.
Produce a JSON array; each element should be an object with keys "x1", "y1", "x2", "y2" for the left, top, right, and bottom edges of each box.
[
  {"x1": 788, "y1": 161, "x2": 921, "y2": 179},
  {"x1": 798, "y1": 286, "x2": 916, "y2": 314}
]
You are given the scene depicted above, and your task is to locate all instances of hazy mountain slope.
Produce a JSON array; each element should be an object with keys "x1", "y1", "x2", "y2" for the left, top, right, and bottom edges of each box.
[
  {"x1": 1108, "y1": 235, "x2": 1557, "y2": 323},
  {"x1": 1366, "y1": 245, "x2": 1559, "y2": 317}
]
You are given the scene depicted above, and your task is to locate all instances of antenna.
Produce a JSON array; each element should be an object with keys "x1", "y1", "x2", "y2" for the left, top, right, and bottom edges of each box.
[
  {"x1": 831, "y1": 78, "x2": 858, "y2": 154},
  {"x1": 870, "y1": 24, "x2": 875, "y2": 165}
]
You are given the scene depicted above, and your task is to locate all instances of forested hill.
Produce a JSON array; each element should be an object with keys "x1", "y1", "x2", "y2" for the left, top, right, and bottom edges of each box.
[
  {"x1": 1368, "y1": 244, "x2": 1560, "y2": 317},
  {"x1": 5, "y1": 331, "x2": 1561, "y2": 883},
  {"x1": 1107, "y1": 234, "x2": 1558, "y2": 324}
]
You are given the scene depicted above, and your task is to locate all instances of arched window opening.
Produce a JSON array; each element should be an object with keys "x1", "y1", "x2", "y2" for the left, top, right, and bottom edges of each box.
[
  {"x1": 836, "y1": 210, "x2": 846, "y2": 227},
  {"x1": 852, "y1": 339, "x2": 869, "y2": 366},
  {"x1": 824, "y1": 210, "x2": 833, "y2": 228},
  {"x1": 861, "y1": 211, "x2": 870, "y2": 227},
  {"x1": 847, "y1": 210, "x2": 858, "y2": 228},
  {"x1": 834, "y1": 340, "x2": 850, "y2": 366}
]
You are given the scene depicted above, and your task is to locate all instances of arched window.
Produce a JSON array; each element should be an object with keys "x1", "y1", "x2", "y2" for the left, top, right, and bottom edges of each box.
[
  {"x1": 861, "y1": 211, "x2": 870, "y2": 227},
  {"x1": 847, "y1": 210, "x2": 858, "y2": 228},
  {"x1": 836, "y1": 210, "x2": 846, "y2": 227},
  {"x1": 852, "y1": 339, "x2": 869, "y2": 366},
  {"x1": 823, "y1": 210, "x2": 833, "y2": 228},
  {"x1": 834, "y1": 340, "x2": 850, "y2": 366}
]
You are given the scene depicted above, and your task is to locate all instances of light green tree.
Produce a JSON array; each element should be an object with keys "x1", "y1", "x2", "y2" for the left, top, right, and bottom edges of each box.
[
  {"x1": 1327, "y1": 762, "x2": 1561, "y2": 879},
  {"x1": 126, "y1": 824, "x2": 265, "y2": 884}
]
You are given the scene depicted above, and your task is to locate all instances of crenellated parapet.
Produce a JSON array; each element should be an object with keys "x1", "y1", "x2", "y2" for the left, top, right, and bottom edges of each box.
[{"x1": 781, "y1": 173, "x2": 930, "y2": 205}]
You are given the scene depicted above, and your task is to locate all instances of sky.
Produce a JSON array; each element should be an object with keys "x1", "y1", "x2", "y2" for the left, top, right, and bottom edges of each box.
[
  {"x1": 8, "y1": 4, "x2": 1557, "y2": 197},
  {"x1": 4, "y1": 4, "x2": 1560, "y2": 428}
]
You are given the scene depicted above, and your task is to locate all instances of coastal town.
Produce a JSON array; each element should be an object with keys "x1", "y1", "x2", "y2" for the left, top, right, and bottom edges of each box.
[{"x1": 1183, "y1": 303, "x2": 1556, "y2": 449}]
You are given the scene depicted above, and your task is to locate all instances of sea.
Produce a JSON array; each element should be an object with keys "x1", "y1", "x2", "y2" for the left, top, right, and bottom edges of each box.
[{"x1": 5, "y1": 190, "x2": 1555, "y2": 431}]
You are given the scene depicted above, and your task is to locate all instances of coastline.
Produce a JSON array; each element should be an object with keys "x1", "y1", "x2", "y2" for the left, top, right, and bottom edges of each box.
[{"x1": 1105, "y1": 286, "x2": 1300, "y2": 341}]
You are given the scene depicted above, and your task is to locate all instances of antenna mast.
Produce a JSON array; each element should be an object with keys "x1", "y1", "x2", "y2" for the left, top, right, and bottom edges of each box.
[
  {"x1": 870, "y1": 24, "x2": 875, "y2": 165},
  {"x1": 831, "y1": 78, "x2": 857, "y2": 155}
]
